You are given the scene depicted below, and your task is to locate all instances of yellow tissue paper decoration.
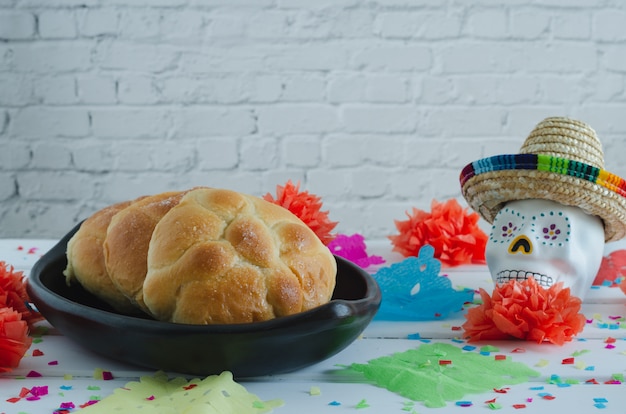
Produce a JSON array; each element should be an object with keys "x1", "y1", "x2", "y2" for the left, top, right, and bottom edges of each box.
[{"x1": 81, "y1": 371, "x2": 284, "y2": 414}]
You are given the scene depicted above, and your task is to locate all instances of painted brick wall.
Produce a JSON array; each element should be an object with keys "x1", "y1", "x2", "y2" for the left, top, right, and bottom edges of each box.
[{"x1": 2, "y1": 0, "x2": 626, "y2": 239}]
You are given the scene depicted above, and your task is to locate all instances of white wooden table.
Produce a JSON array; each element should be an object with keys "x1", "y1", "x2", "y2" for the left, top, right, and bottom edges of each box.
[{"x1": 1, "y1": 239, "x2": 626, "y2": 413}]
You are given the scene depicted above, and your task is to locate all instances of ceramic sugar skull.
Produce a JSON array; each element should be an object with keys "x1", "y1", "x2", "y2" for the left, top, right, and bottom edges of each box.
[
  {"x1": 486, "y1": 199, "x2": 604, "y2": 299},
  {"x1": 460, "y1": 116, "x2": 626, "y2": 299}
]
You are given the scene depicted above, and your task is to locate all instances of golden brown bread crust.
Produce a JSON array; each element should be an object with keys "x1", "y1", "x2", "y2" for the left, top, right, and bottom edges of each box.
[
  {"x1": 103, "y1": 191, "x2": 188, "y2": 313},
  {"x1": 143, "y1": 187, "x2": 337, "y2": 324},
  {"x1": 63, "y1": 200, "x2": 139, "y2": 313}
]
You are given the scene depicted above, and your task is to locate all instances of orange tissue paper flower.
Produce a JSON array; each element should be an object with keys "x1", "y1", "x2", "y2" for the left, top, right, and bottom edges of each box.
[
  {"x1": 462, "y1": 278, "x2": 586, "y2": 346},
  {"x1": 0, "y1": 261, "x2": 43, "y2": 328},
  {"x1": 388, "y1": 199, "x2": 488, "y2": 267},
  {"x1": 0, "y1": 307, "x2": 32, "y2": 373},
  {"x1": 264, "y1": 180, "x2": 338, "y2": 245}
]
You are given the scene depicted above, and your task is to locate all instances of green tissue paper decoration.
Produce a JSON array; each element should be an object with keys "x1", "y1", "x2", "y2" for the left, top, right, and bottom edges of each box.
[{"x1": 346, "y1": 343, "x2": 539, "y2": 408}]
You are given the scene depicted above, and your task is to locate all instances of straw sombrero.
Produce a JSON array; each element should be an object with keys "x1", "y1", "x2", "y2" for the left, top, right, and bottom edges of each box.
[{"x1": 459, "y1": 117, "x2": 626, "y2": 242}]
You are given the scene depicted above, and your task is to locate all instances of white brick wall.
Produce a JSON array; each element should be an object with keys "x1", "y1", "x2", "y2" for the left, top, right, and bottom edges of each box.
[{"x1": 1, "y1": 1, "x2": 626, "y2": 239}]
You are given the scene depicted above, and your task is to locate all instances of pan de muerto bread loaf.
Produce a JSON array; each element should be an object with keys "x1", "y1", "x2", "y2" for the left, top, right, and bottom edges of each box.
[
  {"x1": 142, "y1": 187, "x2": 337, "y2": 324},
  {"x1": 63, "y1": 199, "x2": 141, "y2": 313},
  {"x1": 103, "y1": 190, "x2": 189, "y2": 314}
]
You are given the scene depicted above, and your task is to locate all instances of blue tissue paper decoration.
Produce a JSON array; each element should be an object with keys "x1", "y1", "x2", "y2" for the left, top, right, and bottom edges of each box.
[{"x1": 373, "y1": 245, "x2": 475, "y2": 320}]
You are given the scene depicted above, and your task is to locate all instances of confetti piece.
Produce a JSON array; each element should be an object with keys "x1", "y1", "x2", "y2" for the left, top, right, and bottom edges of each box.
[
  {"x1": 605, "y1": 344, "x2": 616, "y2": 349},
  {"x1": 494, "y1": 355, "x2": 507, "y2": 361},
  {"x1": 328, "y1": 401, "x2": 341, "y2": 406},
  {"x1": 455, "y1": 400, "x2": 473, "y2": 407},
  {"x1": 26, "y1": 370, "x2": 42, "y2": 377},
  {"x1": 355, "y1": 399, "x2": 370, "y2": 409},
  {"x1": 462, "y1": 345, "x2": 477, "y2": 351},
  {"x1": 439, "y1": 360, "x2": 452, "y2": 365},
  {"x1": 574, "y1": 361, "x2": 587, "y2": 370},
  {"x1": 60, "y1": 385, "x2": 73, "y2": 390},
  {"x1": 529, "y1": 386, "x2": 544, "y2": 390},
  {"x1": 407, "y1": 333, "x2": 421, "y2": 340},
  {"x1": 31, "y1": 349, "x2": 44, "y2": 356},
  {"x1": 511, "y1": 348, "x2": 526, "y2": 353},
  {"x1": 572, "y1": 349, "x2": 590, "y2": 356},
  {"x1": 102, "y1": 371, "x2": 114, "y2": 380},
  {"x1": 487, "y1": 402, "x2": 502, "y2": 409},
  {"x1": 493, "y1": 388, "x2": 509, "y2": 393},
  {"x1": 480, "y1": 345, "x2": 500, "y2": 353},
  {"x1": 535, "y1": 359, "x2": 549, "y2": 367},
  {"x1": 561, "y1": 357, "x2": 575, "y2": 364},
  {"x1": 64, "y1": 374, "x2": 73, "y2": 380},
  {"x1": 586, "y1": 378, "x2": 599, "y2": 384},
  {"x1": 48, "y1": 360, "x2": 59, "y2": 365},
  {"x1": 594, "y1": 403, "x2": 607, "y2": 409},
  {"x1": 513, "y1": 404, "x2": 527, "y2": 409},
  {"x1": 594, "y1": 398, "x2": 609, "y2": 403},
  {"x1": 60, "y1": 402, "x2": 76, "y2": 409},
  {"x1": 309, "y1": 386, "x2": 321, "y2": 396},
  {"x1": 30, "y1": 386, "x2": 48, "y2": 396}
]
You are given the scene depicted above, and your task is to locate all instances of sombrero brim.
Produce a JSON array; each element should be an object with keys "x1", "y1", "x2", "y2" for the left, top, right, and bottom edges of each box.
[{"x1": 460, "y1": 153, "x2": 626, "y2": 242}]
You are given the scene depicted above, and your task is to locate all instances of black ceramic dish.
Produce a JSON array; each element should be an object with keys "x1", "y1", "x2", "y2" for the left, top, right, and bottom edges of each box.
[{"x1": 27, "y1": 223, "x2": 381, "y2": 378}]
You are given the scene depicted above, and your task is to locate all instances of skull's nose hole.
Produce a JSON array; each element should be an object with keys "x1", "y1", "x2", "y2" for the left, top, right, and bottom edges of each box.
[{"x1": 508, "y1": 235, "x2": 533, "y2": 254}]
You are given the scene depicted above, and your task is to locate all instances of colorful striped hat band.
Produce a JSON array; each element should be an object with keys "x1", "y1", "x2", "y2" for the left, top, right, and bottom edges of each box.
[{"x1": 459, "y1": 117, "x2": 626, "y2": 242}]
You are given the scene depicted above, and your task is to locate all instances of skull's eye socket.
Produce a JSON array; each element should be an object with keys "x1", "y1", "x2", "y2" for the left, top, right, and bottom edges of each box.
[
  {"x1": 490, "y1": 207, "x2": 524, "y2": 244},
  {"x1": 531, "y1": 210, "x2": 570, "y2": 246}
]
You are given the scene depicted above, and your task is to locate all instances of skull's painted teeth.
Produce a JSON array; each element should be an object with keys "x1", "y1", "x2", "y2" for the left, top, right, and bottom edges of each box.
[{"x1": 496, "y1": 270, "x2": 554, "y2": 288}]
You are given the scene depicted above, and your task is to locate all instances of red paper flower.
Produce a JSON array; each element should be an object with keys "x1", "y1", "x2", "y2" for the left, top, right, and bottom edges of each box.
[
  {"x1": 388, "y1": 199, "x2": 487, "y2": 267},
  {"x1": 264, "y1": 180, "x2": 338, "y2": 245},
  {"x1": 0, "y1": 262, "x2": 42, "y2": 328},
  {"x1": 0, "y1": 307, "x2": 32, "y2": 373},
  {"x1": 462, "y1": 278, "x2": 586, "y2": 345}
]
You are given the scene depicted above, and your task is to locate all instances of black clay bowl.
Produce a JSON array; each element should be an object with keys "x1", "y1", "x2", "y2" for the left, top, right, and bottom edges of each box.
[{"x1": 27, "y1": 223, "x2": 381, "y2": 378}]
